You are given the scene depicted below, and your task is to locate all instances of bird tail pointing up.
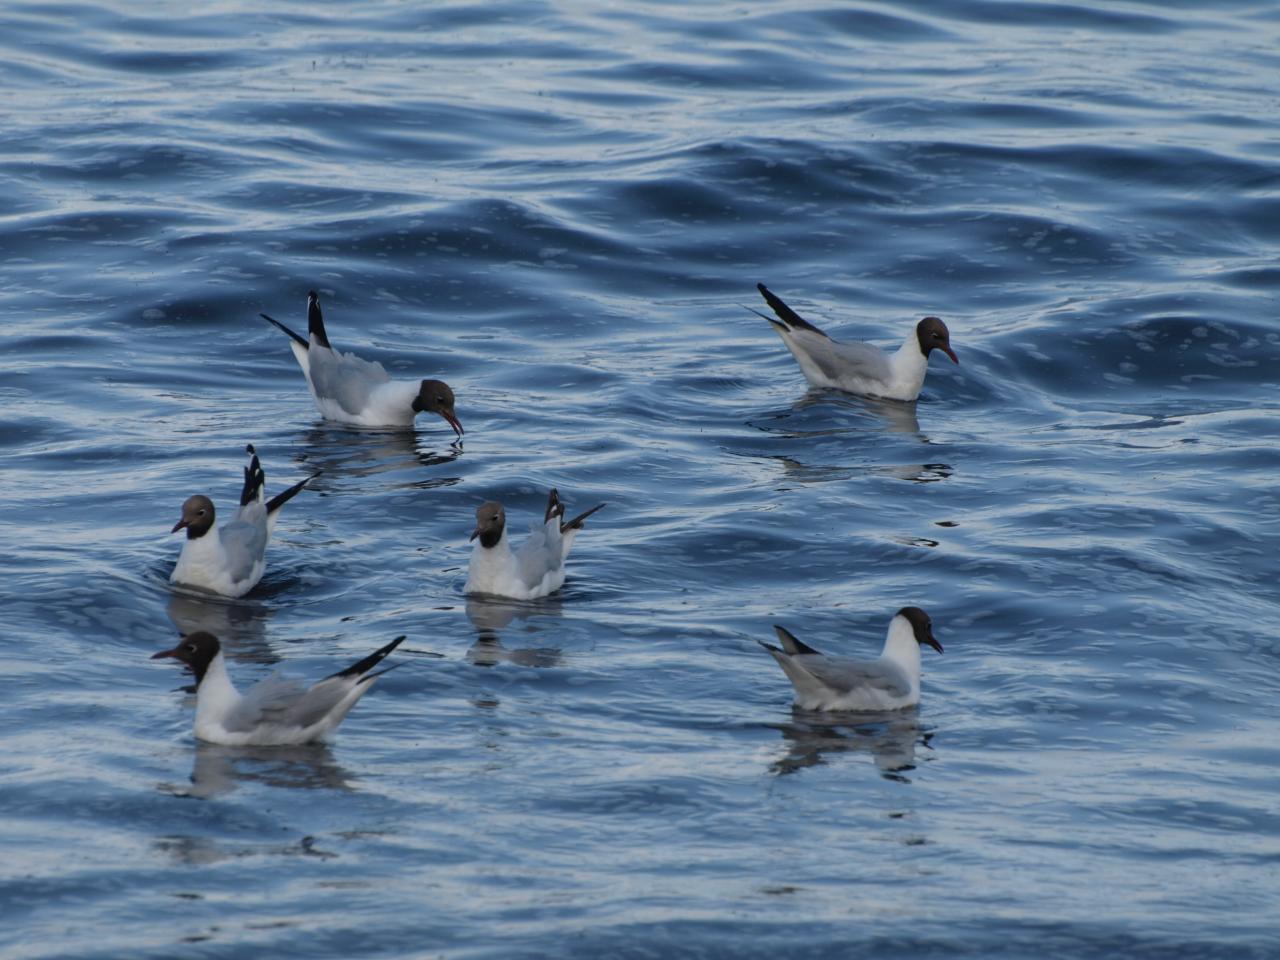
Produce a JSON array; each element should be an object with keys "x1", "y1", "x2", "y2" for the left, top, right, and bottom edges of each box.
[
  {"x1": 240, "y1": 444, "x2": 266, "y2": 507},
  {"x1": 327, "y1": 635, "x2": 407, "y2": 682},
  {"x1": 260, "y1": 312, "x2": 309, "y2": 349},
  {"x1": 561, "y1": 502, "x2": 606, "y2": 534},
  {"x1": 307, "y1": 290, "x2": 331, "y2": 349},
  {"x1": 756, "y1": 283, "x2": 830, "y2": 338},
  {"x1": 266, "y1": 470, "x2": 321, "y2": 515}
]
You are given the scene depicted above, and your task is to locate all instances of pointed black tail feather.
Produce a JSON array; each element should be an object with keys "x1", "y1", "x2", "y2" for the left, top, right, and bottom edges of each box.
[
  {"x1": 328, "y1": 635, "x2": 406, "y2": 681},
  {"x1": 773, "y1": 624, "x2": 823, "y2": 657},
  {"x1": 307, "y1": 291, "x2": 331, "y2": 349},
  {"x1": 358, "y1": 660, "x2": 408, "y2": 686},
  {"x1": 561, "y1": 502, "x2": 606, "y2": 533},
  {"x1": 266, "y1": 471, "x2": 321, "y2": 515},
  {"x1": 544, "y1": 488, "x2": 565, "y2": 524},
  {"x1": 261, "y1": 313, "x2": 309, "y2": 349},
  {"x1": 757, "y1": 283, "x2": 829, "y2": 338},
  {"x1": 743, "y1": 303, "x2": 789, "y2": 333},
  {"x1": 240, "y1": 445, "x2": 265, "y2": 507}
]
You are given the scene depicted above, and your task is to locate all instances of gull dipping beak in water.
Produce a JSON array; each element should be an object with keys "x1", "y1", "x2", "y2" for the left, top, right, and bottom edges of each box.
[{"x1": 261, "y1": 289, "x2": 464, "y2": 436}]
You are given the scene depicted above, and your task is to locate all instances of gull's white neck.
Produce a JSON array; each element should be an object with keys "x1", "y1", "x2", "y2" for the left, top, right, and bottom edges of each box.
[
  {"x1": 879, "y1": 614, "x2": 922, "y2": 682},
  {"x1": 888, "y1": 332, "x2": 929, "y2": 397},
  {"x1": 466, "y1": 526, "x2": 514, "y2": 589},
  {"x1": 361, "y1": 379, "x2": 418, "y2": 427},
  {"x1": 194, "y1": 652, "x2": 241, "y2": 730}
]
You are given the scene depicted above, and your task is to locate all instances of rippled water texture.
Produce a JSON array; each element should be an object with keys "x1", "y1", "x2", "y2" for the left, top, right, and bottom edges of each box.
[{"x1": 3, "y1": 1, "x2": 1279, "y2": 957}]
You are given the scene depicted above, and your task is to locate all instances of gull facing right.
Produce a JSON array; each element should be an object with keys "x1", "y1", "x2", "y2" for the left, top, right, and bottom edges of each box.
[
  {"x1": 754, "y1": 282, "x2": 958, "y2": 401},
  {"x1": 151, "y1": 631, "x2": 405, "y2": 746},
  {"x1": 261, "y1": 290, "x2": 463, "y2": 435},
  {"x1": 465, "y1": 488, "x2": 606, "y2": 600},
  {"x1": 759, "y1": 607, "x2": 944, "y2": 711}
]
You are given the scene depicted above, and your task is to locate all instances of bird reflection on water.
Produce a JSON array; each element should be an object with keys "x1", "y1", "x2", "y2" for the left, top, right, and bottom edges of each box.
[
  {"x1": 165, "y1": 592, "x2": 278, "y2": 667},
  {"x1": 767, "y1": 710, "x2": 933, "y2": 781},
  {"x1": 745, "y1": 392, "x2": 953, "y2": 485},
  {"x1": 294, "y1": 422, "x2": 462, "y2": 491},
  {"x1": 464, "y1": 596, "x2": 564, "y2": 668},
  {"x1": 793, "y1": 390, "x2": 928, "y2": 439},
  {"x1": 160, "y1": 740, "x2": 356, "y2": 800}
]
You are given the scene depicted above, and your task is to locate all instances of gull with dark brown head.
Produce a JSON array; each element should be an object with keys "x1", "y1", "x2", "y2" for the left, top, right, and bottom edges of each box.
[
  {"x1": 170, "y1": 445, "x2": 318, "y2": 598},
  {"x1": 753, "y1": 283, "x2": 958, "y2": 402},
  {"x1": 759, "y1": 607, "x2": 944, "y2": 711},
  {"x1": 465, "y1": 488, "x2": 606, "y2": 600},
  {"x1": 261, "y1": 290, "x2": 463, "y2": 435},
  {"x1": 151, "y1": 631, "x2": 404, "y2": 746}
]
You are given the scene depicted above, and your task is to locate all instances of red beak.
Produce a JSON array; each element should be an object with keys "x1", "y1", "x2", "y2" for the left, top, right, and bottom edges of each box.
[
  {"x1": 170, "y1": 519, "x2": 188, "y2": 534},
  {"x1": 944, "y1": 347, "x2": 959, "y2": 365}
]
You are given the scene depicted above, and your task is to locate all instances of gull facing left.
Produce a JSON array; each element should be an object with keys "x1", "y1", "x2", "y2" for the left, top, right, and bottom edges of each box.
[
  {"x1": 151, "y1": 631, "x2": 405, "y2": 745},
  {"x1": 170, "y1": 446, "x2": 318, "y2": 598},
  {"x1": 465, "y1": 488, "x2": 606, "y2": 600},
  {"x1": 759, "y1": 607, "x2": 944, "y2": 711}
]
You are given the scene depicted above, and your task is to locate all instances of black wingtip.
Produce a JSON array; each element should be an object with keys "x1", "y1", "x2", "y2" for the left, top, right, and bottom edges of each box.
[
  {"x1": 756, "y1": 283, "x2": 829, "y2": 338},
  {"x1": 544, "y1": 488, "x2": 564, "y2": 525},
  {"x1": 239, "y1": 448, "x2": 266, "y2": 507},
  {"x1": 307, "y1": 290, "x2": 331, "y2": 349},
  {"x1": 561, "y1": 502, "x2": 606, "y2": 533},
  {"x1": 742, "y1": 303, "x2": 789, "y2": 332},
  {"x1": 261, "y1": 313, "x2": 310, "y2": 350},
  {"x1": 773, "y1": 624, "x2": 823, "y2": 657},
  {"x1": 265, "y1": 471, "x2": 320, "y2": 515},
  {"x1": 329, "y1": 635, "x2": 406, "y2": 680}
]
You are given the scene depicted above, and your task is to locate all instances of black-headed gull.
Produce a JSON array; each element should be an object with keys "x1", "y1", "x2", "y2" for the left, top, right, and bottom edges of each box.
[
  {"x1": 759, "y1": 607, "x2": 944, "y2": 711},
  {"x1": 170, "y1": 445, "x2": 317, "y2": 598},
  {"x1": 151, "y1": 631, "x2": 405, "y2": 745},
  {"x1": 261, "y1": 290, "x2": 463, "y2": 435},
  {"x1": 465, "y1": 488, "x2": 606, "y2": 600},
  {"x1": 754, "y1": 283, "x2": 958, "y2": 401}
]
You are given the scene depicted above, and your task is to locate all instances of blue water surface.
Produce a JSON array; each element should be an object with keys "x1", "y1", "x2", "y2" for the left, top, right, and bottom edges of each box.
[{"x1": 2, "y1": 1, "x2": 1279, "y2": 957}]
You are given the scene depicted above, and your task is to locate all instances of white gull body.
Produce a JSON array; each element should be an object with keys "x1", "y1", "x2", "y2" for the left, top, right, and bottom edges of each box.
[
  {"x1": 755, "y1": 283, "x2": 958, "y2": 402},
  {"x1": 169, "y1": 447, "x2": 315, "y2": 599},
  {"x1": 261, "y1": 291, "x2": 463, "y2": 434},
  {"x1": 759, "y1": 607, "x2": 944, "y2": 712},
  {"x1": 465, "y1": 490, "x2": 605, "y2": 601},
  {"x1": 152, "y1": 632, "x2": 404, "y2": 746}
]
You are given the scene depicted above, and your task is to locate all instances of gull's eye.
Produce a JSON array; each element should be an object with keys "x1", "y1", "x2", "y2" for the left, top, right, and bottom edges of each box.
[{"x1": 185, "y1": 643, "x2": 197, "y2": 653}]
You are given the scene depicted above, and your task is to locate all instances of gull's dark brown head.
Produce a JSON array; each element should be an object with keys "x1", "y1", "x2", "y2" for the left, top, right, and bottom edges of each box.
[
  {"x1": 151, "y1": 631, "x2": 222, "y2": 684},
  {"x1": 171, "y1": 495, "x2": 215, "y2": 539},
  {"x1": 897, "y1": 606, "x2": 943, "y2": 654},
  {"x1": 412, "y1": 379, "x2": 463, "y2": 438},
  {"x1": 915, "y1": 317, "x2": 957, "y2": 365},
  {"x1": 470, "y1": 501, "x2": 506, "y2": 548}
]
